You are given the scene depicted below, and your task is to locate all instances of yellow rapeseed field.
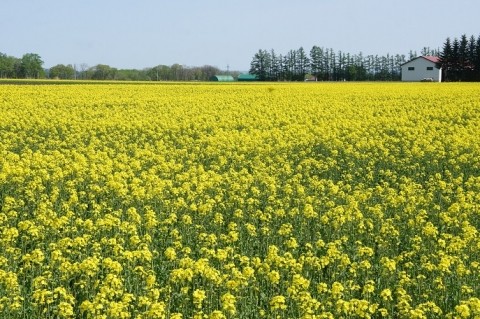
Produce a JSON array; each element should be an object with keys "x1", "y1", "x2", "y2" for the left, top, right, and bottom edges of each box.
[{"x1": 1, "y1": 82, "x2": 480, "y2": 318}]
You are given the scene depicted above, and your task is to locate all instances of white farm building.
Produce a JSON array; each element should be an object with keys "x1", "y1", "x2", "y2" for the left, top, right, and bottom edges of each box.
[{"x1": 401, "y1": 56, "x2": 442, "y2": 82}]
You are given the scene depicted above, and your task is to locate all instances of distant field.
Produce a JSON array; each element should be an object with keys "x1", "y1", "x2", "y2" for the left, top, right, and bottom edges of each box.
[{"x1": 1, "y1": 83, "x2": 480, "y2": 318}]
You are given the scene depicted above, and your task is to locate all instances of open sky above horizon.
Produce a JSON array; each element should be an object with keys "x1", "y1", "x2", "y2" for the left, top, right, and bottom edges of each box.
[{"x1": 1, "y1": 0, "x2": 479, "y2": 71}]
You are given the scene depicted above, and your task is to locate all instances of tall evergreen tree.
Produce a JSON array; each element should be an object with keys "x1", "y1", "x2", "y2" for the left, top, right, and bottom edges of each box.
[
  {"x1": 309, "y1": 46, "x2": 324, "y2": 80},
  {"x1": 322, "y1": 49, "x2": 331, "y2": 81},
  {"x1": 458, "y1": 34, "x2": 469, "y2": 80},
  {"x1": 337, "y1": 51, "x2": 346, "y2": 80},
  {"x1": 269, "y1": 49, "x2": 280, "y2": 81},
  {"x1": 328, "y1": 49, "x2": 336, "y2": 80},
  {"x1": 249, "y1": 49, "x2": 271, "y2": 81},
  {"x1": 467, "y1": 35, "x2": 477, "y2": 80},
  {"x1": 439, "y1": 37, "x2": 453, "y2": 81},
  {"x1": 451, "y1": 38, "x2": 461, "y2": 81},
  {"x1": 438, "y1": 34, "x2": 480, "y2": 81},
  {"x1": 476, "y1": 35, "x2": 480, "y2": 80},
  {"x1": 283, "y1": 50, "x2": 296, "y2": 81},
  {"x1": 277, "y1": 54, "x2": 285, "y2": 81},
  {"x1": 295, "y1": 47, "x2": 310, "y2": 81},
  {"x1": 354, "y1": 52, "x2": 368, "y2": 81}
]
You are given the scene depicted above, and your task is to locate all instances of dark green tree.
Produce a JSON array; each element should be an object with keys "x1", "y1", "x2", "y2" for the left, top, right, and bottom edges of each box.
[
  {"x1": 355, "y1": 52, "x2": 368, "y2": 81},
  {"x1": 476, "y1": 35, "x2": 480, "y2": 80},
  {"x1": 147, "y1": 65, "x2": 170, "y2": 81},
  {"x1": 90, "y1": 64, "x2": 117, "y2": 80},
  {"x1": 49, "y1": 64, "x2": 75, "y2": 79},
  {"x1": 282, "y1": 50, "x2": 296, "y2": 81},
  {"x1": 310, "y1": 46, "x2": 324, "y2": 80},
  {"x1": 295, "y1": 47, "x2": 310, "y2": 81},
  {"x1": 466, "y1": 35, "x2": 477, "y2": 80},
  {"x1": 451, "y1": 38, "x2": 461, "y2": 81},
  {"x1": 0, "y1": 53, "x2": 19, "y2": 78},
  {"x1": 269, "y1": 49, "x2": 281, "y2": 81},
  {"x1": 277, "y1": 54, "x2": 285, "y2": 81},
  {"x1": 468, "y1": 35, "x2": 476, "y2": 64},
  {"x1": 20, "y1": 53, "x2": 44, "y2": 78},
  {"x1": 439, "y1": 37, "x2": 453, "y2": 81},
  {"x1": 249, "y1": 49, "x2": 271, "y2": 81},
  {"x1": 459, "y1": 34, "x2": 469, "y2": 80},
  {"x1": 438, "y1": 34, "x2": 480, "y2": 81}
]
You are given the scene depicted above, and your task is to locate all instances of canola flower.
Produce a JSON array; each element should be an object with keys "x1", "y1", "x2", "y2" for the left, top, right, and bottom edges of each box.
[{"x1": 0, "y1": 82, "x2": 480, "y2": 318}]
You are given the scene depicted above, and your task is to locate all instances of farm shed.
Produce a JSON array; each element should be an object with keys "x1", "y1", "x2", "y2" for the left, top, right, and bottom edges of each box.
[
  {"x1": 401, "y1": 56, "x2": 442, "y2": 82},
  {"x1": 237, "y1": 74, "x2": 258, "y2": 81},
  {"x1": 210, "y1": 75, "x2": 234, "y2": 82}
]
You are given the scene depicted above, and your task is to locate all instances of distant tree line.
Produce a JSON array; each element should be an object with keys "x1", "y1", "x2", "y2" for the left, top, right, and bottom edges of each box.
[
  {"x1": 1, "y1": 51, "x2": 236, "y2": 81},
  {"x1": 76, "y1": 64, "x2": 233, "y2": 81},
  {"x1": 249, "y1": 46, "x2": 439, "y2": 81},
  {"x1": 437, "y1": 34, "x2": 480, "y2": 81},
  {"x1": 53, "y1": 63, "x2": 234, "y2": 81}
]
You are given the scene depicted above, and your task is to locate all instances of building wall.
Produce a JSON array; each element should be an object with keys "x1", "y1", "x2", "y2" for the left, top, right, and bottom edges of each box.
[{"x1": 401, "y1": 58, "x2": 442, "y2": 82}]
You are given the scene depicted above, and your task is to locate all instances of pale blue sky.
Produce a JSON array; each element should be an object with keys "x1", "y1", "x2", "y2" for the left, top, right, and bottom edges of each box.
[{"x1": 1, "y1": 0, "x2": 479, "y2": 71}]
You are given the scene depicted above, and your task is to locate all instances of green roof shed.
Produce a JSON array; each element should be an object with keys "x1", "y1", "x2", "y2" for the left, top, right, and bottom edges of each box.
[
  {"x1": 238, "y1": 74, "x2": 258, "y2": 81},
  {"x1": 210, "y1": 75, "x2": 235, "y2": 82}
]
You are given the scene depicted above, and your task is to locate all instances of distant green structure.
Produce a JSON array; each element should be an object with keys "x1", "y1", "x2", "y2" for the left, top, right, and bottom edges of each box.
[
  {"x1": 210, "y1": 75, "x2": 235, "y2": 82},
  {"x1": 237, "y1": 74, "x2": 258, "y2": 81}
]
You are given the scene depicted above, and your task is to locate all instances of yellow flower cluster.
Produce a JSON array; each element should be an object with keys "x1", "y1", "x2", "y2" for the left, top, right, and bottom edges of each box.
[{"x1": 1, "y1": 82, "x2": 480, "y2": 318}]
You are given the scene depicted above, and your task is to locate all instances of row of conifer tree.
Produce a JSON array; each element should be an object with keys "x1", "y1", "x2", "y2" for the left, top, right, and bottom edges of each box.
[
  {"x1": 437, "y1": 34, "x2": 480, "y2": 82},
  {"x1": 248, "y1": 47, "x2": 417, "y2": 81},
  {"x1": 249, "y1": 34, "x2": 480, "y2": 82}
]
